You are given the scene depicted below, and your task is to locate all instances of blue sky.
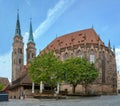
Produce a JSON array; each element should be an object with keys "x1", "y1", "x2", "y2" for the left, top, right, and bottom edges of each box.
[{"x1": 0, "y1": 0, "x2": 120, "y2": 81}]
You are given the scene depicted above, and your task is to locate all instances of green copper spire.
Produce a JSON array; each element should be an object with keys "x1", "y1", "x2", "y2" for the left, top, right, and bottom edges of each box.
[
  {"x1": 28, "y1": 18, "x2": 34, "y2": 43},
  {"x1": 15, "y1": 9, "x2": 22, "y2": 37}
]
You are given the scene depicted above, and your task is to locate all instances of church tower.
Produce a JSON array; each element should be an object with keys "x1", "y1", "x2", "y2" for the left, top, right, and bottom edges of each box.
[
  {"x1": 12, "y1": 10, "x2": 24, "y2": 82},
  {"x1": 26, "y1": 19, "x2": 36, "y2": 64}
]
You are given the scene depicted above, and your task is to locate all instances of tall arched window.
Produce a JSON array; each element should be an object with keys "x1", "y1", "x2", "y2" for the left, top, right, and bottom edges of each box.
[
  {"x1": 32, "y1": 53, "x2": 34, "y2": 58},
  {"x1": 76, "y1": 50, "x2": 82, "y2": 58},
  {"x1": 90, "y1": 51, "x2": 95, "y2": 63},
  {"x1": 19, "y1": 58, "x2": 22, "y2": 64},
  {"x1": 63, "y1": 52, "x2": 69, "y2": 61}
]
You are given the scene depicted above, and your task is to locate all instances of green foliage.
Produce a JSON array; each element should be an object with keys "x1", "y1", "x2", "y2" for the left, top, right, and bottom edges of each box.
[
  {"x1": 63, "y1": 57, "x2": 84, "y2": 93},
  {"x1": 63, "y1": 58, "x2": 82, "y2": 82},
  {"x1": 63, "y1": 57, "x2": 98, "y2": 94},
  {"x1": 29, "y1": 51, "x2": 63, "y2": 87},
  {"x1": 29, "y1": 51, "x2": 98, "y2": 94},
  {"x1": 0, "y1": 83, "x2": 4, "y2": 91},
  {"x1": 80, "y1": 60, "x2": 99, "y2": 94},
  {"x1": 81, "y1": 63, "x2": 99, "y2": 85}
]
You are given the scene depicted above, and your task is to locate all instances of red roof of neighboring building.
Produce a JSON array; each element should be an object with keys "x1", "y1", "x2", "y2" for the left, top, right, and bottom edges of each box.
[
  {"x1": 11, "y1": 64, "x2": 32, "y2": 88},
  {"x1": 43, "y1": 28, "x2": 104, "y2": 52}
]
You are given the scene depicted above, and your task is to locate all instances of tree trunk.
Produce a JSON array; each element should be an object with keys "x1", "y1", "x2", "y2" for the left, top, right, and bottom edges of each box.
[
  {"x1": 84, "y1": 84, "x2": 87, "y2": 95},
  {"x1": 72, "y1": 84, "x2": 77, "y2": 94}
]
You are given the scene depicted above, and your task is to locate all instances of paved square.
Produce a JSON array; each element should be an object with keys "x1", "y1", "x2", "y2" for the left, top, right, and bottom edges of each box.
[{"x1": 0, "y1": 94, "x2": 120, "y2": 106}]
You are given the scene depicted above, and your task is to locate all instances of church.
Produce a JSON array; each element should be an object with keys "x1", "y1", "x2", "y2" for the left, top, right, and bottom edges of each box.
[
  {"x1": 9, "y1": 12, "x2": 117, "y2": 99},
  {"x1": 9, "y1": 11, "x2": 37, "y2": 99}
]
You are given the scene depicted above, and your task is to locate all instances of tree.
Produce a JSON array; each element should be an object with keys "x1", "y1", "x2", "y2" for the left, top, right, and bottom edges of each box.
[
  {"x1": 63, "y1": 57, "x2": 98, "y2": 94},
  {"x1": 63, "y1": 57, "x2": 83, "y2": 94},
  {"x1": 80, "y1": 60, "x2": 99, "y2": 95},
  {"x1": 29, "y1": 51, "x2": 63, "y2": 90},
  {"x1": 0, "y1": 83, "x2": 4, "y2": 91}
]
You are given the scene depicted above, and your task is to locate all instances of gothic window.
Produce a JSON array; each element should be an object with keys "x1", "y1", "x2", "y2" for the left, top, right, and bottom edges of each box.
[
  {"x1": 76, "y1": 50, "x2": 82, "y2": 58},
  {"x1": 90, "y1": 51, "x2": 95, "y2": 63},
  {"x1": 18, "y1": 48, "x2": 22, "y2": 54},
  {"x1": 78, "y1": 54, "x2": 82, "y2": 58},
  {"x1": 101, "y1": 54, "x2": 105, "y2": 83},
  {"x1": 20, "y1": 48, "x2": 22, "y2": 54},
  {"x1": 28, "y1": 53, "x2": 30, "y2": 59},
  {"x1": 32, "y1": 53, "x2": 34, "y2": 58},
  {"x1": 19, "y1": 58, "x2": 22, "y2": 64},
  {"x1": 63, "y1": 52, "x2": 69, "y2": 61},
  {"x1": 18, "y1": 48, "x2": 19, "y2": 53},
  {"x1": 14, "y1": 49, "x2": 16, "y2": 54}
]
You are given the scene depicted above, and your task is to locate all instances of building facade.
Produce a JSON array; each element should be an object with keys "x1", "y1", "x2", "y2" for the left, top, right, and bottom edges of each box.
[{"x1": 42, "y1": 28, "x2": 117, "y2": 94}]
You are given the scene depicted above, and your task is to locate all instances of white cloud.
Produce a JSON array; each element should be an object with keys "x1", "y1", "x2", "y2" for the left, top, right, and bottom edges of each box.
[
  {"x1": 34, "y1": 0, "x2": 75, "y2": 39},
  {"x1": 0, "y1": 51, "x2": 11, "y2": 81},
  {"x1": 116, "y1": 47, "x2": 120, "y2": 72},
  {"x1": 23, "y1": 32, "x2": 29, "y2": 64}
]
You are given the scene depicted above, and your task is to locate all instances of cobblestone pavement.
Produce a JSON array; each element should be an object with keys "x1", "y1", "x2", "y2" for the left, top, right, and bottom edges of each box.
[{"x1": 1, "y1": 94, "x2": 120, "y2": 106}]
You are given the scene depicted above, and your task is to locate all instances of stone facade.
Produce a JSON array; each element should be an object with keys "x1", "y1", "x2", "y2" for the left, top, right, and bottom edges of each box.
[
  {"x1": 12, "y1": 28, "x2": 24, "y2": 82},
  {"x1": 42, "y1": 28, "x2": 117, "y2": 94},
  {"x1": 26, "y1": 42, "x2": 36, "y2": 64}
]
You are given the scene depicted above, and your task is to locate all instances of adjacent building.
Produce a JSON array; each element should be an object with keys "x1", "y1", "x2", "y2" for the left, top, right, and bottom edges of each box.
[{"x1": 117, "y1": 72, "x2": 120, "y2": 93}]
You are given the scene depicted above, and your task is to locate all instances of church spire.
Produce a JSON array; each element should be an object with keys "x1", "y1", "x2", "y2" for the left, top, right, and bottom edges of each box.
[
  {"x1": 26, "y1": 18, "x2": 36, "y2": 64},
  {"x1": 28, "y1": 18, "x2": 34, "y2": 43},
  {"x1": 113, "y1": 46, "x2": 115, "y2": 54},
  {"x1": 108, "y1": 40, "x2": 111, "y2": 49},
  {"x1": 15, "y1": 9, "x2": 22, "y2": 37}
]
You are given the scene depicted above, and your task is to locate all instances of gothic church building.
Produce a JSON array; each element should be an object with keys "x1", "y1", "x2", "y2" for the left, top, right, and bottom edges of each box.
[
  {"x1": 9, "y1": 12, "x2": 117, "y2": 99},
  {"x1": 42, "y1": 29, "x2": 117, "y2": 95}
]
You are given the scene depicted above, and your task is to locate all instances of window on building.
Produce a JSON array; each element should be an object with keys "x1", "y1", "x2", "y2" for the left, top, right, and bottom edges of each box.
[
  {"x1": 18, "y1": 48, "x2": 19, "y2": 53},
  {"x1": 63, "y1": 53, "x2": 69, "y2": 61},
  {"x1": 27, "y1": 53, "x2": 30, "y2": 59},
  {"x1": 90, "y1": 51, "x2": 95, "y2": 63},
  {"x1": 20, "y1": 48, "x2": 22, "y2": 54},
  {"x1": 76, "y1": 50, "x2": 82, "y2": 58},
  {"x1": 32, "y1": 53, "x2": 34, "y2": 58},
  {"x1": 19, "y1": 58, "x2": 22, "y2": 64},
  {"x1": 18, "y1": 48, "x2": 22, "y2": 54},
  {"x1": 78, "y1": 53, "x2": 82, "y2": 58}
]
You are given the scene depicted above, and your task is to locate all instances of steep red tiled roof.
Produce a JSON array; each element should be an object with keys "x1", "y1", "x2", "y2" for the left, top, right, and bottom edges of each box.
[
  {"x1": 43, "y1": 28, "x2": 104, "y2": 51},
  {"x1": 21, "y1": 74, "x2": 32, "y2": 84},
  {"x1": 20, "y1": 64, "x2": 32, "y2": 84}
]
